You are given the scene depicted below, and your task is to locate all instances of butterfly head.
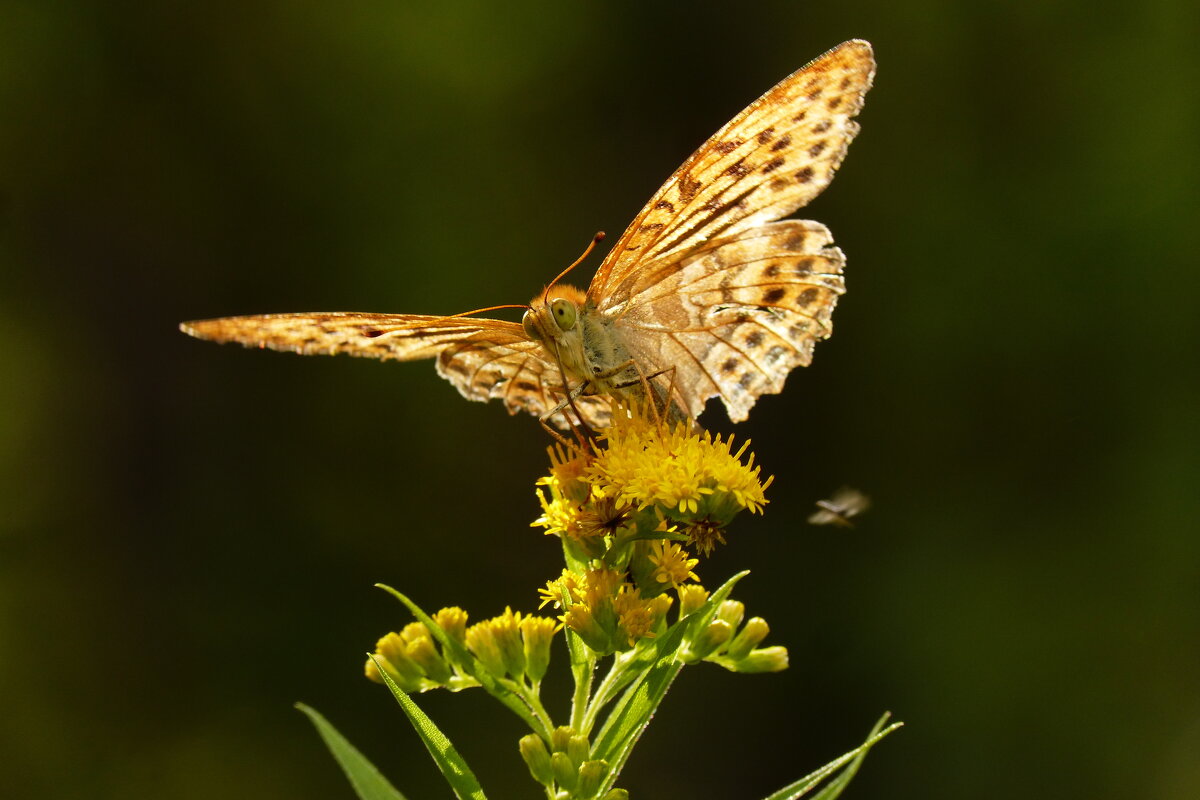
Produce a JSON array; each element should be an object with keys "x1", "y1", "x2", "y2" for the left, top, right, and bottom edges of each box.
[{"x1": 522, "y1": 284, "x2": 588, "y2": 344}]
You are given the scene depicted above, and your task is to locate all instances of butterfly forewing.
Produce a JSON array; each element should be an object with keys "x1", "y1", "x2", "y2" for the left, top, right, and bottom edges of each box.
[
  {"x1": 589, "y1": 40, "x2": 874, "y2": 307},
  {"x1": 184, "y1": 312, "x2": 570, "y2": 418}
]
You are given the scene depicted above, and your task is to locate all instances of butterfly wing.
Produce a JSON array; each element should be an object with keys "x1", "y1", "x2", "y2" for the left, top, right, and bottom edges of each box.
[
  {"x1": 586, "y1": 40, "x2": 873, "y2": 421},
  {"x1": 604, "y1": 220, "x2": 845, "y2": 421},
  {"x1": 589, "y1": 40, "x2": 874, "y2": 306},
  {"x1": 181, "y1": 312, "x2": 596, "y2": 424}
]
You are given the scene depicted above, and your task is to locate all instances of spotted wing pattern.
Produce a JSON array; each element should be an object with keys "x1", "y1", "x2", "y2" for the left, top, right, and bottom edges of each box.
[
  {"x1": 590, "y1": 40, "x2": 873, "y2": 305},
  {"x1": 182, "y1": 313, "x2": 581, "y2": 423},
  {"x1": 609, "y1": 220, "x2": 846, "y2": 421},
  {"x1": 587, "y1": 39, "x2": 874, "y2": 421},
  {"x1": 182, "y1": 41, "x2": 873, "y2": 430}
]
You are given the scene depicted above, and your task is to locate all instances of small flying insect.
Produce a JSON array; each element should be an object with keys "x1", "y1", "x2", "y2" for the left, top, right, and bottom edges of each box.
[{"x1": 807, "y1": 487, "x2": 870, "y2": 527}]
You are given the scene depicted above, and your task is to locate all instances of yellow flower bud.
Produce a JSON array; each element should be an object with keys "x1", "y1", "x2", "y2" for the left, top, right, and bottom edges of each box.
[
  {"x1": 551, "y1": 751, "x2": 577, "y2": 790},
  {"x1": 726, "y1": 616, "x2": 770, "y2": 661},
  {"x1": 684, "y1": 619, "x2": 732, "y2": 662},
  {"x1": 521, "y1": 616, "x2": 558, "y2": 683},
  {"x1": 518, "y1": 734, "x2": 554, "y2": 786},
  {"x1": 730, "y1": 645, "x2": 789, "y2": 673},
  {"x1": 577, "y1": 759, "x2": 608, "y2": 797}
]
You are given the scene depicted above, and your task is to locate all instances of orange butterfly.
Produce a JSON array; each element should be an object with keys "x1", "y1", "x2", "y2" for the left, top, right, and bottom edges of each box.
[{"x1": 182, "y1": 40, "x2": 875, "y2": 429}]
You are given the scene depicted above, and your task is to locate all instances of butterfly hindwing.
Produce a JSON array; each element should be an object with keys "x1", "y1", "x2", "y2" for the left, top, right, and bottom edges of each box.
[{"x1": 607, "y1": 220, "x2": 846, "y2": 421}]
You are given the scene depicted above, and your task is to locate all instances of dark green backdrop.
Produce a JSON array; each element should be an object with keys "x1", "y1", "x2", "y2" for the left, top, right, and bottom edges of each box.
[{"x1": 2, "y1": 2, "x2": 1197, "y2": 798}]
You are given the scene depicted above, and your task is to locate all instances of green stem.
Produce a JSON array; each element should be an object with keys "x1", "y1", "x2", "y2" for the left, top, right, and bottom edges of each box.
[
  {"x1": 505, "y1": 678, "x2": 555, "y2": 739},
  {"x1": 569, "y1": 649, "x2": 595, "y2": 732},
  {"x1": 579, "y1": 650, "x2": 635, "y2": 734}
]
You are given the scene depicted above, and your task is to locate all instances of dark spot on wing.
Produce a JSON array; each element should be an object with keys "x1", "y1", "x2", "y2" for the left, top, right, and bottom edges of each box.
[
  {"x1": 798, "y1": 288, "x2": 820, "y2": 307},
  {"x1": 745, "y1": 330, "x2": 764, "y2": 348},
  {"x1": 724, "y1": 159, "x2": 751, "y2": 178},
  {"x1": 770, "y1": 133, "x2": 793, "y2": 152},
  {"x1": 763, "y1": 287, "x2": 787, "y2": 304},
  {"x1": 812, "y1": 120, "x2": 832, "y2": 134},
  {"x1": 678, "y1": 174, "x2": 702, "y2": 202},
  {"x1": 795, "y1": 166, "x2": 814, "y2": 183},
  {"x1": 783, "y1": 230, "x2": 808, "y2": 251},
  {"x1": 757, "y1": 127, "x2": 776, "y2": 144},
  {"x1": 721, "y1": 357, "x2": 739, "y2": 375},
  {"x1": 764, "y1": 263, "x2": 780, "y2": 278},
  {"x1": 809, "y1": 141, "x2": 827, "y2": 158},
  {"x1": 655, "y1": 200, "x2": 675, "y2": 212},
  {"x1": 761, "y1": 157, "x2": 785, "y2": 174},
  {"x1": 827, "y1": 96, "x2": 843, "y2": 111}
]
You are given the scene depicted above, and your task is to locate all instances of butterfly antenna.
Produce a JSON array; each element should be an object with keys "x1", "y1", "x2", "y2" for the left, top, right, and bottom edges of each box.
[
  {"x1": 447, "y1": 304, "x2": 529, "y2": 319},
  {"x1": 542, "y1": 231, "x2": 605, "y2": 305}
]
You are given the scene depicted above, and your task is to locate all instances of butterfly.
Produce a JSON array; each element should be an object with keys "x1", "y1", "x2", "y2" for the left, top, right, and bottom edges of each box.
[{"x1": 181, "y1": 40, "x2": 875, "y2": 429}]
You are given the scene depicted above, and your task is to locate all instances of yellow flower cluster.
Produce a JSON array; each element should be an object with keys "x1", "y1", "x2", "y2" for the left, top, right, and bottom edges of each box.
[
  {"x1": 366, "y1": 605, "x2": 559, "y2": 691},
  {"x1": 589, "y1": 408, "x2": 771, "y2": 521},
  {"x1": 371, "y1": 403, "x2": 779, "y2": 682},
  {"x1": 535, "y1": 404, "x2": 770, "y2": 556},
  {"x1": 529, "y1": 403, "x2": 774, "y2": 654},
  {"x1": 366, "y1": 607, "x2": 466, "y2": 692},
  {"x1": 541, "y1": 568, "x2": 673, "y2": 655}
]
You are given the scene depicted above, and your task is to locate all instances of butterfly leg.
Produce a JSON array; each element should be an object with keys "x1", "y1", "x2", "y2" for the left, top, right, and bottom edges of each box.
[
  {"x1": 606, "y1": 361, "x2": 692, "y2": 428},
  {"x1": 538, "y1": 382, "x2": 599, "y2": 444}
]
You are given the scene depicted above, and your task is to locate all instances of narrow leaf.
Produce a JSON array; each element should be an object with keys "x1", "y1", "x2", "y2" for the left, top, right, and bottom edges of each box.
[
  {"x1": 295, "y1": 702, "x2": 408, "y2": 800},
  {"x1": 593, "y1": 654, "x2": 684, "y2": 795},
  {"x1": 369, "y1": 655, "x2": 488, "y2": 800},
  {"x1": 760, "y1": 714, "x2": 902, "y2": 800}
]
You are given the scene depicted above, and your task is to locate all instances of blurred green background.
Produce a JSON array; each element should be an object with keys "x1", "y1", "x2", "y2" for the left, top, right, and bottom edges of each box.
[{"x1": 2, "y1": 1, "x2": 1197, "y2": 798}]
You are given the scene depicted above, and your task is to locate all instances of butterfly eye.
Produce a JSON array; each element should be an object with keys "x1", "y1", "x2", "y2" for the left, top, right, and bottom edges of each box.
[
  {"x1": 521, "y1": 309, "x2": 540, "y2": 341},
  {"x1": 550, "y1": 298, "x2": 577, "y2": 331}
]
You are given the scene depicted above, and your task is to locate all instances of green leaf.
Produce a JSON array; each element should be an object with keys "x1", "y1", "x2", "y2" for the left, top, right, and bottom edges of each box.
[
  {"x1": 295, "y1": 702, "x2": 408, "y2": 800},
  {"x1": 592, "y1": 652, "x2": 684, "y2": 795},
  {"x1": 760, "y1": 713, "x2": 903, "y2": 800},
  {"x1": 369, "y1": 655, "x2": 489, "y2": 800}
]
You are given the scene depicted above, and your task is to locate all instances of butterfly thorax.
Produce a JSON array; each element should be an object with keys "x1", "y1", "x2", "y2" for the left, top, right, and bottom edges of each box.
[{"x1": 523, "y1": 284, "x2": 638, "y2": 398}]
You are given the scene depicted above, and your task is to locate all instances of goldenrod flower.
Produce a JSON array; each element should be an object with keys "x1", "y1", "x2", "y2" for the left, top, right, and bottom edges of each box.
[
  {"x1": 646, "y1": 540, "x2": 700, "y2": 587},
  {"x1": 612, "y1": 586, "x2": 656, "y2": 646},
  {"x1": 542, "y1": 442, "x2": 592, "y2": 504},
  {"x1": 585, "y1": 404, "x2": 770, "y2": 546}
]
